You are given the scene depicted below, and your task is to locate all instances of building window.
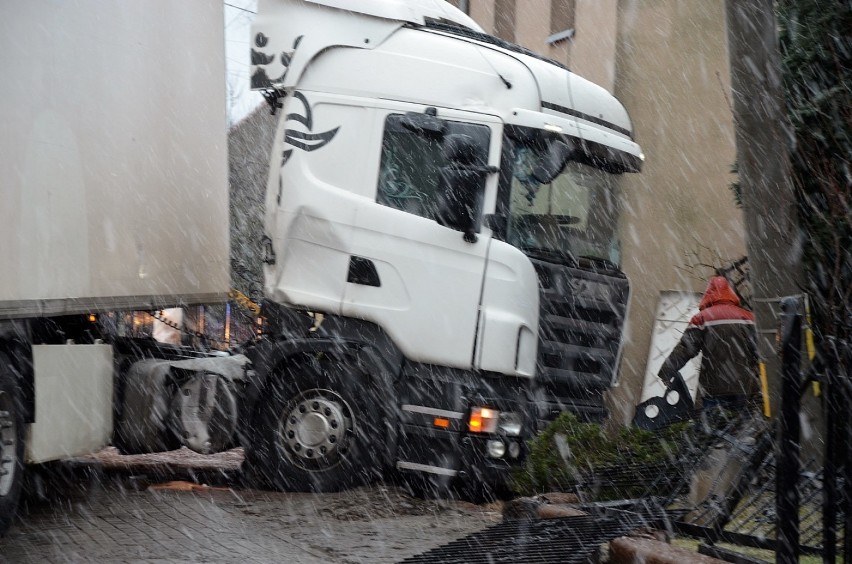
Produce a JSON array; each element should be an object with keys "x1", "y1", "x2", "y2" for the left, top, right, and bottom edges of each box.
[{"x1": 549, "y1": 0, "x2": 576, "y2": 44}]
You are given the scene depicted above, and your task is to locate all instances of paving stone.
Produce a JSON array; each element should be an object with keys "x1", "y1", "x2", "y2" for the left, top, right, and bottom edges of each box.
[
  {"x1": 610, "y1": 536, "x2": 727, "y2": 564},
  {"x1": 0, "y1": 477, "x2": 494, "y2": 563}
]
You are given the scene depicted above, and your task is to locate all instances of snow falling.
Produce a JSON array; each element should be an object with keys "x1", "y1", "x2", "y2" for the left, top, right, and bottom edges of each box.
[{"x1": 0, "y1": 0, "x2": 849, "y2": 562}]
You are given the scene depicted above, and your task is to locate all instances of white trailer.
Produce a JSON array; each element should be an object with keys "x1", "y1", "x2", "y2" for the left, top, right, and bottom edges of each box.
[{"x1": 0, "y1": 0, "x2": 231, "y2": 534}]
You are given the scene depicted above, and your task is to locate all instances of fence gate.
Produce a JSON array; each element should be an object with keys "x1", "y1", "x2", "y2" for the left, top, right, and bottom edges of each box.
[{"x1": 670, "y1": 297, "x2": 850, "y2": 562}]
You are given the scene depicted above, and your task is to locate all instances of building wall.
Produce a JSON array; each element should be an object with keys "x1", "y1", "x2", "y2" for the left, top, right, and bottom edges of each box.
[
  {"x1": 570, "y1": 0, "x2": 618, "y2": 92},
  {"x1": 610, "y1": 0, "x2": 743, "y2": 424},
  {"x1": 468, "y1": 0, "x2": 618, "y2": 90},
  {"x1": 460, "y1": 0, "x2": 745, "y2": 425}
]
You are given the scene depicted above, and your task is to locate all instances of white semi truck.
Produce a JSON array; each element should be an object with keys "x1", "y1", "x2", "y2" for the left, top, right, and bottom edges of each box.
[
  {"x1": 0, "y1": 0, "x2": 642, "y2": 535},
  {"x1": 240, "y1": 0, "x2": 642, "y2": 494}
]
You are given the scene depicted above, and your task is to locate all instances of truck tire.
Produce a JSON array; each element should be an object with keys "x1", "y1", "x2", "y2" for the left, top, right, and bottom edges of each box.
[
  {"x1": 0, "y1": 355, "x2": 24, "y2": 536},
  {"x1": 245, "y1": 353, "x2": 382, "y2": 493}
]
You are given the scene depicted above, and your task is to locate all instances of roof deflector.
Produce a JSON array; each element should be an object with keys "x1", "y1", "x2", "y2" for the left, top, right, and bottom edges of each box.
[{"x1": 304, "y1": 0, "x2": 483, "y2": 31}]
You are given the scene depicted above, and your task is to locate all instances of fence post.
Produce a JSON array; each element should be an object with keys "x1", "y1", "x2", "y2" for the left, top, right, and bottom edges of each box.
[
  {"x1": 823, "y1": 338, "x2": 839, "y2": 563},
  {"x1": 843, "y1": 337, "x2": 852, "y2": 564},
  {"x1": 776, "y1": 296, "x2": 801, "y2": 564}
]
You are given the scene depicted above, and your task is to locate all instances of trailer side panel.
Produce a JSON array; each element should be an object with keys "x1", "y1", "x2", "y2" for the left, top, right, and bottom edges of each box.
[{"x1": 0, "y1": 1, "x2": 229, "y2": 318}]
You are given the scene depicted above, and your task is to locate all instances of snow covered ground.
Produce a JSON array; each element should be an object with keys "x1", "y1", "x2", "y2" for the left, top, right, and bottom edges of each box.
[{"x1": 1, "y1": 448, "x2": 501, "y2": 562}]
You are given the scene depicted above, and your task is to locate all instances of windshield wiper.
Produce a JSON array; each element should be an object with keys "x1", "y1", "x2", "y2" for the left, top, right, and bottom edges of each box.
[
  {"x1": 578, "y1": 255, "x2": 621, "y2": 272},
  {"x1": 520, "y1": 246, "x2": 577, "y2": 267}
]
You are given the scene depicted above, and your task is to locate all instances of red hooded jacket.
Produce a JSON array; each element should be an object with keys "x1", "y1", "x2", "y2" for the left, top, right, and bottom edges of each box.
[{"x1": 659, "y1": 277, "x2": 758, "y2": 399}]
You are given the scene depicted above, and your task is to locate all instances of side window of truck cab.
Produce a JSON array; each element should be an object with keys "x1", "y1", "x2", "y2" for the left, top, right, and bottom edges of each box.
[{"x1": 376, "y1": 114, "x2": 490, "y2": 221}]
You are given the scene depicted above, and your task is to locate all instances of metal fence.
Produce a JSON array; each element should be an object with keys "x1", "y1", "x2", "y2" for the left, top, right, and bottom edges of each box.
[
  {"x1": 778, "y1": 301, "x2": 852, "y2": 563},
  {"x1": 405, "y1": 295, "x2": 850, "y2": 563},
  {"x1": 661, "y1": 297, "x2": 851, "y2": 562}
]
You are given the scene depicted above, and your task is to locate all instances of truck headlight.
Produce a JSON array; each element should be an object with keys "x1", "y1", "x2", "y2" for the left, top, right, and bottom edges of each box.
[
  {"x1": 486, "y1": 439, "x2": 506, "y2": 458},
  {"x1": 507, "y1": 440, "x2": 522, "y2": 459},
  {"x1": 468, "y1": 408, "x2": 522, "y2": 436},
  {"x1": 497, "y1": 412, "x2": 522, "y2": 436}
]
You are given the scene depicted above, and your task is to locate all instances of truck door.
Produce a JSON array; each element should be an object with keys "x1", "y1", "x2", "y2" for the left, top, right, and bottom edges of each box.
[{"x1": 342, "y1": 108, "x2": 502, "y2": 370}]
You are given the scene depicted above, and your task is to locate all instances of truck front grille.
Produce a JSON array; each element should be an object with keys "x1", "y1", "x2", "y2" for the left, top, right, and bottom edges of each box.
[{"x1": 532, "y1": 260, "x2": 629, "y2": 426}]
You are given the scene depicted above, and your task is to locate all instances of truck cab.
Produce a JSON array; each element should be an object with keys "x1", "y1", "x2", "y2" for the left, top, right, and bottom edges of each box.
[{"x1": 242, "y1": 0, "x2": 642, "y2": 494}]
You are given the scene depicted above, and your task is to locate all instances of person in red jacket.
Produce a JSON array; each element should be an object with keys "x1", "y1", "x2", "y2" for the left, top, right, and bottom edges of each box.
[{"x1": 658, "y1": 276, "x2": 759, "y2": 410}]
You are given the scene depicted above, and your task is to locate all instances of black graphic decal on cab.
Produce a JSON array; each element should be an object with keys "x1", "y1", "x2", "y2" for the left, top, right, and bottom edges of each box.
[
  {"x1": 251, "y1": 34, "x2": 302, "y2": 89},
  {"x1": 277, "y1": 92, "x2": 341, "y2": 202},
  {"x1": 281, "y1": 92, "x2": 339, "y2": 164}
]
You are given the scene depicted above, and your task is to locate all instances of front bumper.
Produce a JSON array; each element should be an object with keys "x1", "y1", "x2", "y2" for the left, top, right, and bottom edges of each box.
[{"x1": 394, "y1": 403, "x2": 528, "y2": 490}]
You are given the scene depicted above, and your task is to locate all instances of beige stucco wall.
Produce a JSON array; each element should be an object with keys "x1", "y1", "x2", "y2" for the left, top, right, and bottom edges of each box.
[
  {"x1": 474, "y1": 0, "x2": 619, "y2": 90},
  {"x1": 608, "y1": 0, "x2": 744, "y2": 425},
  {"x1": 515, "y1": 0, "x2": 552, "y2": 52},
  {"x1": 468, "y1": 0, "x2": 497, "y2": 35},
  {"x1": 570, "y1": 0, "x2": 618, "y2": 92},
  {"x1": 457, "y1": 0, "x2": 745, "y2": 426}
]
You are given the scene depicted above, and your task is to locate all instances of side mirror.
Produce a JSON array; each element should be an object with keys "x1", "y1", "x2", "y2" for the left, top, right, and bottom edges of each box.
[
  {"x1": 400, "y1": 108, "x2": 446, "y2": 139},
  {"x1": 436, "y1": 134, "x2": 496, "y2": 243},
  {"x1": 532, "y1": 139, "x2": 575, "y2": 184}
]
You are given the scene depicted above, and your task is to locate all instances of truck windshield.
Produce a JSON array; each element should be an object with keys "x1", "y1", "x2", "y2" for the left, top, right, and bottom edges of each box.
[{"x1": 503, "y1": 131, "x2": 621, "y2": 269}]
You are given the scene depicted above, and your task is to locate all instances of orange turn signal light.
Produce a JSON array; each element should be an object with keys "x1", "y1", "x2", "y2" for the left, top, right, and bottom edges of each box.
[
  {"x1": 468, "y1": 407, "x2": 499, "y2": 433},
  {"x1": 433, "y1": 417, "x2": 450, "y2": 429}
]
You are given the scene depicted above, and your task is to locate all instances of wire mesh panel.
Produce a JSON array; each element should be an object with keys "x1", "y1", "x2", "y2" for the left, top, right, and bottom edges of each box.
[
  {"x1": 661, "y1": 410, "x2": 846, "y2": 558},
  {"x1": 400, "y1": 512, "x2": 646, "y2": 564},
  {"x1": 718, "y1": 454, "x2": 845, "y2": 555}
]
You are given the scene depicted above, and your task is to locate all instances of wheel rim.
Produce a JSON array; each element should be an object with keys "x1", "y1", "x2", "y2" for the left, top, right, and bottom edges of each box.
[
  {"x1": 279, "y1": 388, "x2": 355, "y2": 472},
  {"x1": 0, "y1": 391, "x2": 17, "y2": 497}
]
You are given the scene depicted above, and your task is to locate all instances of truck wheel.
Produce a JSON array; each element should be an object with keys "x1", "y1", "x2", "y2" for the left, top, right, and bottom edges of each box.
[
  {"x1": 246, "y1": 354, "x2": 381, "y2": 493},
  {"x1": 0, "y1": 357, "x2": 24, "y2": 536}
]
